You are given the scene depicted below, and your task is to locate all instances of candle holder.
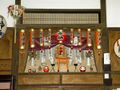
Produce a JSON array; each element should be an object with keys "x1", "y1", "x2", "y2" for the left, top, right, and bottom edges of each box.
[
  {"x1": 50, "y1": 64, "x2": 55, "y2": 72},
  {"x1": 74, "y1": 63, "x2": 78, "y2": 72}
]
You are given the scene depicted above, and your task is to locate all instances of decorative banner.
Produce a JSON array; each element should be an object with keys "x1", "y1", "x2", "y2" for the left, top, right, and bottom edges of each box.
[
  {"x1": 70, "y1": 28, "x2": 74, "y2": 44},
  {"x1": 0, "y1": 15, "x2": 7, "y2": 38},
  {"x1": 30, "y1": 29, "x2": 35, "y2": 48},
  {"x1": 73, "y1": 36, "x2": 78, "y2": 46},
  {"x1": 86, "y1": 28, "x2": 92, "y2": 47},
  {"x1": 78, "y1": 29, "x2": 82, "y2": 46},
  {"x1": 20, "y1": 29, "x2": 25, "y2": 49},
  {"x1": 96, "y1": 29, "x2": 102, "y2": 49}
]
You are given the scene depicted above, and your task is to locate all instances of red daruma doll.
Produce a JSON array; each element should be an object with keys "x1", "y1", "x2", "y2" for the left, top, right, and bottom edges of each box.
[
  {"x1": 43, "y1": 66, "x2": 49, "y2": 72},
  {"x1": 80, "y1": 66, "x2": 86, "y2": 72}
]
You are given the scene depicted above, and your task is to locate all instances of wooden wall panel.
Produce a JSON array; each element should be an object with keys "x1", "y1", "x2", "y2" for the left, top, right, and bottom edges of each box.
[
  {"x1": 0, "y1": 60, "x2": 11, "y2": 70},
  {"x1": 18, "y1": 75, "x2": 60, "y2": 85},
  {"x1": 62, "y1": 74, "x2": 103, "y2": 84},
  {"x1": 107, "y1": 86, "x2": 120, "y2": 90},
  {"x1": 0, "y1": 28, "x2": 13, "y2": 75},
  {"x1": 63, "y1": 87, "x2": 104, "y2": 90},
  {"x1": 108, "y1": 29, "x2": 120, "y2": 71},
  {"x1": 0, "y1": 29, "x2": 13, "y2": 59},
  {"x1": 112, "y1": 74, "x2": 120, "y2": 85},
  {"x1": 18, "y1": 87, "x2": 60, "y2": 90},
  {"x1": 18, "y1": 86, "x2": 104, "y2": 90}
]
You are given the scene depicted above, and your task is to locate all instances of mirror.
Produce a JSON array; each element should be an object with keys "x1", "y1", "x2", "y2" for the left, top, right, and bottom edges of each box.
[{"x1": 114, "y1": 39, "x2": 120, "y2": 57}]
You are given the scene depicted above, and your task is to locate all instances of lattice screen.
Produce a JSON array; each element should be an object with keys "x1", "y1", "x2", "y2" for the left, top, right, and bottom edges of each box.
[{"x1": 23, "y1": 13, "x2": 99, "y2": 24}]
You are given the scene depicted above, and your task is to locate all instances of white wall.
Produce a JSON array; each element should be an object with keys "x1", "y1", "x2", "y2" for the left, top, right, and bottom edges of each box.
[
  {"x1": 21, "y1": 0, "x2": 100, "y2": 9},
  {"x1": 1, "y1": 0, "x2": 120, "y2": 27},
  {"x1": 0, "y1": 0, "x2": 15, "y2": 27},
  {"x1": 106, "y1": 0, "x2": 120, "y2": 27}
]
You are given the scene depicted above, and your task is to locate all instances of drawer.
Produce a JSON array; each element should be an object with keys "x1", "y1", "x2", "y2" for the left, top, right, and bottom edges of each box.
[
  {"x1": 62, "y1": 74, "x2": 103, "y2": 84},
  {"x1": 18, "y1": 74, "x2": 60, "y2": 85}
]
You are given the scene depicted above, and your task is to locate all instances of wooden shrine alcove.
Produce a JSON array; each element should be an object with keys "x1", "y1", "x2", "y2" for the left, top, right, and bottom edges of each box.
[
  {"x1": 13, "y1": 1, "x2": 106, "y2": 89},
  {"x1": 16, "y1": 26, "x2": 104, "y2": 90}
]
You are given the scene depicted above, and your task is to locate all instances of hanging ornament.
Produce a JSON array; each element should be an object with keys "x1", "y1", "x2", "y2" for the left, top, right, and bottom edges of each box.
[
  {"x1": 73, "y1": 36, "x2": 78, "y2": 46},
  {"x1": 40, "y1": 29, "x2": 44, "y2": 47},
  {"x1": 30, "y1": 29, "x2": 35, "y2": 48},
  {"x1": 30, "y1": 50, "x2": 36, "y2": 66},
  {"x1": 78, "y1": 29, "x2": 82, "y2": 46},
  {"x1": 48, "y1": 28, "x2": 51, "y2": 48},
  {"x1": 58, "y1": 29, "x2": 63, "y2": 43},
  {"x1": 96, "y1": 29, "x2": 102, "y2": 49},
  {"x1": 19, "y1": 29, "x2": 25, "y2": 49},
  {"x1": 70, "y1": 28, "x2": 74, "y2": 46},
  {"x1": 86, "y1": 28, "x2": 92, "y2": 47},
  {"x1": 39, "y1": 29, "x2": 43, "y2": 47},
  {"x1": 78, "y1": 50, "x2": 82, "y2": 64},
  {"x1": 86, "y1": 49, "x2": 92, "y2": 66}
]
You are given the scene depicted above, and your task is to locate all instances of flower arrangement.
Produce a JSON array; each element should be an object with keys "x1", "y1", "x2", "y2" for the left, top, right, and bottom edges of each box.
[
  {"x1": 8, "y1": 5, "x2": 25, "y2": 19},
  {"x1": 8, "y1": 5, "x2": 25, "y2": 43}
]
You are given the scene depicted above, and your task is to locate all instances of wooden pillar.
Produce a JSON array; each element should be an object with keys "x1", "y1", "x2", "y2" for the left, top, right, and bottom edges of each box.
[{"x1": 101, "y1": 0, "x2": 112, "y2": 86}]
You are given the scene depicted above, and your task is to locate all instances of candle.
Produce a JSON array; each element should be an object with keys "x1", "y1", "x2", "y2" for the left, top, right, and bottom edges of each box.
[
  {"x1": 96, "y1": 29, "x2": 102, "y2": 49},
  {"x1": 40, "y1": 29, "x2": 44, "y2": 48},
  {"x1": 87, "y1": 28, "x2": 92, "y2": 47},
  {"x1": 20, "y1": 29, "x2": 25, "y2": 49},
  {"x1": 30, "y1": 29, "x2": 35, "y2": 48}
]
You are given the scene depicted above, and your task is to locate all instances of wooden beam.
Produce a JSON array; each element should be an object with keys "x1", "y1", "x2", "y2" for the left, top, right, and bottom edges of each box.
[{"x1": 15, "y1": 0, "x2": 21, "y2": 5}]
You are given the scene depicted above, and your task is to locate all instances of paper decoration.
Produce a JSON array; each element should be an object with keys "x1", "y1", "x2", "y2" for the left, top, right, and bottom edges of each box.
[
  {"x1": 104, "y1": 53, "x2": 110, "y2": 64},
  {"x1": 70, "y1": 28, "x2": 74, "y2": 45},
  {"x1": 104, "y1": 73, "x2": 110, "y2": 79},
  {"x1": 78, "y1": 29, "x2": 82, "y2": 46}
]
